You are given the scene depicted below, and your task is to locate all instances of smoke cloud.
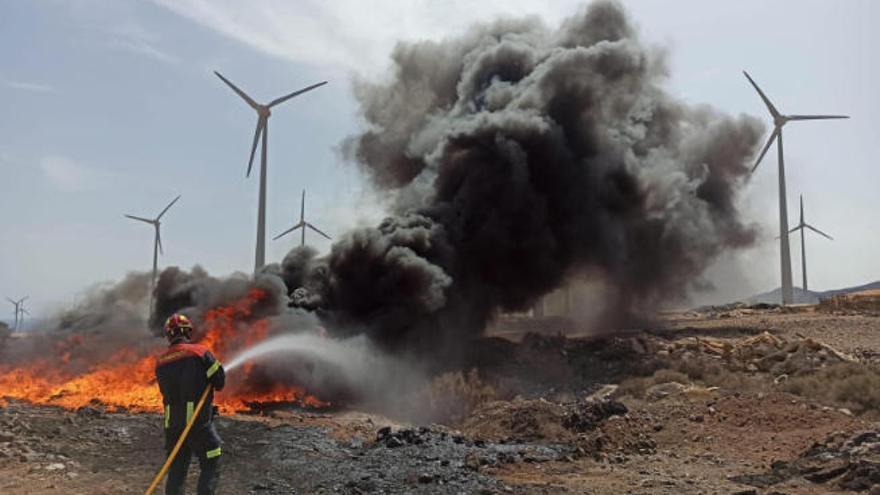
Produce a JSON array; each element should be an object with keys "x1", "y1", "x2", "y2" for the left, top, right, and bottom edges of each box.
[
  {"x1": 272, "y1": 0, "x2": 763, "y2": 348},
  {"x1": 0, "y1": 273, "x2": 155, "y2": 370},
  {"x1": 146, "y1": 1, "x2": 763, "y2": 357},
  {"x1": 150, "y1": 266, "x2": 287, "y2": 335},
  {"x1": 1, "y1": 1, "x2": 769, "y2": 416}
]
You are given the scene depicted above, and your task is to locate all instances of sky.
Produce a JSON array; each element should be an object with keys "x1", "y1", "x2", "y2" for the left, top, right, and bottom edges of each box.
[{"x1": 1, "y1": 0, "x2": 878, "y2": 323}]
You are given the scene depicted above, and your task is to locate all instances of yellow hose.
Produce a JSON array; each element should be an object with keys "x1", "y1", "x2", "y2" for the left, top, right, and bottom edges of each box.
[{"x1": 144, "y1": 385, "x2": 213, "y2": 495}]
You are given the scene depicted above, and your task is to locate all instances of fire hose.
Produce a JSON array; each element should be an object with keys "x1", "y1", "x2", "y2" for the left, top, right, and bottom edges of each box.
[{"x1": 143, "y1": 384, "x2": 213, "y2": 495}]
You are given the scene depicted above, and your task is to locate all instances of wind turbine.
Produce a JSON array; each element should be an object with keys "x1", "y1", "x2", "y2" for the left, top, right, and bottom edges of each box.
[
  {"x1": 214, "y1": 71, "x2": 327, "y2": 272},
  {"x1": 125, "y1": 195, "x2": 181, "y2": 309},
  {"x1": 743, "y1": 71, "x2": 848, "y2": 304},
  {"x1": 5, "y1": 296, "x2": 26, "y2": 330},
  {"x1": 273, "y1": 190, "x2": 331, "y2": 247},
  {"x1": 788, "y1": 195, "x2": 833, "y2": 292}
]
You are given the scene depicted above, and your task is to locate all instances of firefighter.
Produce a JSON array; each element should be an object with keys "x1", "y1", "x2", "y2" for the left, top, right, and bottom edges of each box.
[{"x1": 155, "y1": 313, "x2": 226, "y2": 495}]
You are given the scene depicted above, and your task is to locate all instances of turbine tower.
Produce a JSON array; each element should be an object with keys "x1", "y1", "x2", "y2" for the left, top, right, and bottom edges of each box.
[
  {"x1": 744, "y1": 71, "x2": 848, "y2": 304},
  {"x1": 125, "y1": 195, "x2": 181, "y2": 310},
  {"x1": 5, "y1": 296, "x2": 27, "y2": 330},
  {"x1": 273, "y1": 190, "x2": 331, "y2": 247},
  {"x1": 18, "y1": 304, "x2": 30, "y2": 331},
  {"x1": 788, "y1": 195, "x2": 833, "y2": 292},
  {"x1": 214, "y1": 71, "x2": 327, "y2": 272}
]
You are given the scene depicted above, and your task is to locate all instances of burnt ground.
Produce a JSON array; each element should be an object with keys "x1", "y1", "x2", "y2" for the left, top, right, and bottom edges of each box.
[
  {"x1": 0, "y1": 403, "x2": 569, "y2": 494},
  {"x1": 3, "y1": 305, "x2": 880, "y2": 494}
]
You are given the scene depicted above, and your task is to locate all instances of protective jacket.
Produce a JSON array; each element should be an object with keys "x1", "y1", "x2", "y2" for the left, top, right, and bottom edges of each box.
[
  {"x1": 156, "y1": 342, "x2": 226, "y2": 431},
  {"x1": 155, "y1": 341, "x2": 226, "y2": 495}
]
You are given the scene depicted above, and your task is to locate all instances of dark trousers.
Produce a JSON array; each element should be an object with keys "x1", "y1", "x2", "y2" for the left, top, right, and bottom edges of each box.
[{"x1": 165, "y1": 423, "x2": 222, "y2": 495}]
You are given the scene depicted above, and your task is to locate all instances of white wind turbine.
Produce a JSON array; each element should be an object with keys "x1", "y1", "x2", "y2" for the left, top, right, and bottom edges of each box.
[
  {"x1": 273, "y1": 190, "x2": 331, "y2": 247},
  {"x1": 744, "y1": 71, "x2": 848, "y2": 304},
  {"x1": 5, "y1": 296, "x2": 27, "y2": 331},
  {"x1": 214, "y1": 71, "x2": 327, "y2": 272},
  {"x1": 788, "y1": 195, "x2": 833, "y2": 292},
  {"x1": 125, "y1": 195, "x2": 181, "y2": 310}
]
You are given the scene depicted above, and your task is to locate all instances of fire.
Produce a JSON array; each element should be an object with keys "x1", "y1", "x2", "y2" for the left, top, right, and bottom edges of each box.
[{"x1": 0, "y1": 288, "x2": 326, "y2": 413}]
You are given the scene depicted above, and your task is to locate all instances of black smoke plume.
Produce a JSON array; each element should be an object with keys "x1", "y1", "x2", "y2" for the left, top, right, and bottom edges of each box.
[
  {"x1": 276, "y1": 1, "x2": 764, "y2": 348},
  {"x1": 155, "y1": 1, "x2": 763, "y2": 353},
  {"x1": 150, "y1": 266, "x2": 287, "y2": 336}
]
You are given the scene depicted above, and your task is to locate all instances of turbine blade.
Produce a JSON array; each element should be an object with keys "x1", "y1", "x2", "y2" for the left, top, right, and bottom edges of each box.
[
  {"x1": 743, "y1": 71, "x2": 781, "y2": 118},
  {"x1": 751, "y1": 127, "x2": 779, "y2": 173},
  {"x1": 247, "y1": 116, "x2": 266, "y2": 178},
  {"x1": 777, "y1": 226, "x2": 800, "y2": 239},
  {"x1": 273, "y1": 222, "x2": 304, "y2": 241},
  {"x1": 214, "y1": 71, "x2": 260, "y2": 110},
  {"x1": 306, "y1": 223, "x2": 331, "y2": 240},
  {"x1": 21, "y1": 308, "x2": 30, "y2": 315},
  {"x1": 157, "y1": 195, "x2": 181, "y2": 220},
  {"x1": 805, "y1": 224, "x2": 833, "y2": 240},
  {"x1": 786, "y1": 114, "x2": 850, "y2": 121},
  {"x1": 300, "y1": 189, "x2": 306, "y2": 222},
  {"x1": 5, "y1": 297, "x2": 16, "y2": 305},
  {"x1": 20, "y1": 296, "x2": 28, "y2": 303},
  {"x1": 125, "y1": 214, "x2": 155, "y2": 225},
  {"x1": 268, "y1": 81, "x2": 327, "y2": 108},
  {"x1": 157, "y1": 228, "x2": 164, "y2": 255}
]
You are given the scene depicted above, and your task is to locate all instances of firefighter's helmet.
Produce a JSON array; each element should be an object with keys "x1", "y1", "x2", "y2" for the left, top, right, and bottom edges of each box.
[{"x1": 164, "y1": 313, "x2": 193, "y2": 342}]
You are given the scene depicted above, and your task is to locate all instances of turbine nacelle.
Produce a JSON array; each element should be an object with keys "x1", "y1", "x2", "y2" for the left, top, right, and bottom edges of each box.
[
  {"x1": 214, "y1": 70, "x2": 326, "y2": 179},
  {"x1": 744, "y1": 71, "x2": 849, "y2": 173},
  {"x1": 125, "y1": 195, "x2": 180, "y2": 258},
  {"x1": 273, "y1": 189, "x2": 332, "y2": 246}
]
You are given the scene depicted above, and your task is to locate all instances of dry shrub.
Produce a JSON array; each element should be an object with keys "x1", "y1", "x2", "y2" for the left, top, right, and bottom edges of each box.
[
  {"x1": 782, "y1": 363, "x2": 880, "y2": 413},
  {"x1": 616, "y1": 376, "x2": 651, "y2": 399},
  {"x1": 618, "y1": 368, "x2": 689, "y2": 399},
  {"x1": 672, "y1": 358, "x2": 724, "y2": 381},
  {"x1": 672, "y1": 358, "x2": 764, "y2": 392},
  {"x1": 618, "y1": 360, "x2": 764, "y2": 399},
  {"x1": 420, "y1": 369, "x2": 497, "y2": 424}
]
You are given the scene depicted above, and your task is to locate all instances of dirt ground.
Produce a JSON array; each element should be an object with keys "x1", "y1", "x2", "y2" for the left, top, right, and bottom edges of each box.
[{"x1": 3, "y1": 305, "x2": 880, "y2": 494}]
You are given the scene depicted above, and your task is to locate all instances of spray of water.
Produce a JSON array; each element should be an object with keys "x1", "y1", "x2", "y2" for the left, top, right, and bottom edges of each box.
[
  {"x1": 227, "y1": 333, "x2": 362, "y2": 374},
  {"x1": 224, "y1": 333, "x2": 426, "y2": 409}
]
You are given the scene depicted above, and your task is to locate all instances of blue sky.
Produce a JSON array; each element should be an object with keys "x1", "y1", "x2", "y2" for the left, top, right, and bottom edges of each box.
[{"x1": 2, "y1": 0, "x2": 878, "y2": 320}]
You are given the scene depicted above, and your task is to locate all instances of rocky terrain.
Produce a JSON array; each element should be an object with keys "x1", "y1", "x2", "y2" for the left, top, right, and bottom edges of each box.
[{"x1": 3, "y1": 304, "x2": 880, "y2": 494}]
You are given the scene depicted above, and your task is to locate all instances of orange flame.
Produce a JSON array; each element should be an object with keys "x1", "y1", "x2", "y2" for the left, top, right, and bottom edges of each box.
[{"x1": 0, "y1": 288, "x2": 326, "y2": 413}]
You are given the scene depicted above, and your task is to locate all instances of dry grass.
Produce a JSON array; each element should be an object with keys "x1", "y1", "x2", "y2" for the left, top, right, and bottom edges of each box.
[
  {"x1": 617, "y1": 368, "x2": 689, "y2": 399},
  {"x1": 419, "y1": 369, "x2": 497, "y2": 424},
  {"x1": 672, "y1": 357, "x2": 764, "y2": 391},
  {"x1": 781, "y1": 362, "x2": 880, "y2": 413},
  {"x1": 618, "y1": 358, "x2": 764, "y2": 399}
]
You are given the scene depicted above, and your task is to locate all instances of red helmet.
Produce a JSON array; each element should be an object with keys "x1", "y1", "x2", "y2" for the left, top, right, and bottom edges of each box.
[{"x1": 164, "y1": 313, "x2": 193, "y2": 342}]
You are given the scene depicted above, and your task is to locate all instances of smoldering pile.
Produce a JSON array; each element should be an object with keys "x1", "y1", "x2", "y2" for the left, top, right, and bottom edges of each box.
[{"x1": 263, "y1": 1, "x2": 764, "y2": 349}]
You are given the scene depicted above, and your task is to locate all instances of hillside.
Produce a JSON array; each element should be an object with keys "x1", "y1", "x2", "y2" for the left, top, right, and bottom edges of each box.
[{"x1": 744, "y1": 280, "x2": 880, "y2": 305}]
